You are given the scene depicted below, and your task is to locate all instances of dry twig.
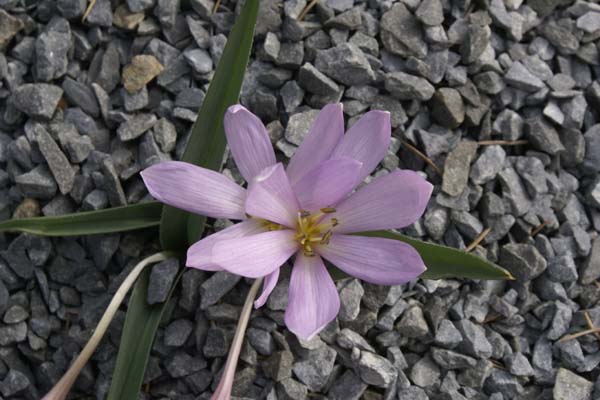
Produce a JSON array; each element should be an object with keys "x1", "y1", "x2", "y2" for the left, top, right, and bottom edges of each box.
[
  {"x1": 465, "y1": 227, "x2": 491, "y2": 252},
  {"x1": 478, "y1": 140, "x2": 529, "y2": 146},
  {"x1": 298, "y1": 0, "x2": 319, "y2": 21},
  {"x1": 82, "y1": 0, "x2": 97, "y2": 22},
  {"x1": 401, "y1": 140, "x2": 442, "y2": 175}
]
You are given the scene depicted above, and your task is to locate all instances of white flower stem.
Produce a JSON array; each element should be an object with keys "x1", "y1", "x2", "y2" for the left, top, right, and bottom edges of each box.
[
  {"x1": 211, "y1": 277, "x2": 263, "y2": 400},
  {"x1": 42, "y1": 252, "x2": 172, "y2": 400}
]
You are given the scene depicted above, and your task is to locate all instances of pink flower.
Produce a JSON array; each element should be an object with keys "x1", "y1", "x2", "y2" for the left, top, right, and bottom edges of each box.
[{"x1": 141, "y1": 103, "x2": 433, "y2": 339}]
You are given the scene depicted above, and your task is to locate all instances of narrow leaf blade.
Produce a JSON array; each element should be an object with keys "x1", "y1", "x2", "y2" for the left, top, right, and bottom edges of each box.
[
  {"x1": 0, "y1": 202, "x2": 162, "y2": 236},
  {"x1": 107, "y1": 266, "x2": 183, "y2": 400},
  {"x1": 328, "y1": 230, "x2": 512, "y2": 281},
  {"x1": 159, "y1": 0, "x2": 260, "y2": 251}
]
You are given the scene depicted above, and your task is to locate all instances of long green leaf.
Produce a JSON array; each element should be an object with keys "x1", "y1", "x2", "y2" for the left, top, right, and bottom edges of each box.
[
  {"x1": 159, "y1": 0, "x2": 260, "y2": 252},
  {"x1": 0, "y1": 202, "x2": 162, "y2": 236},
  {"x1": 106, "y1": 266, "x2": 183, "y2": 400},
  {"x1": 109, "y1": 2, "x2": 260, "y2": 398},
  {"x1": 329, "y1": 230, "x2": 513, "y2": 281}
]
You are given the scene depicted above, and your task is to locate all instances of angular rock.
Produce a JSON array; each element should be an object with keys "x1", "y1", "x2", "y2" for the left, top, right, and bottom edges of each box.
[
  {"x1": 35, "y1": 17, "x2": 71, "y2": 81},
  {"x1": 385, "y1": 72, "x2": 435, "y2": 101},
  {"x1": 0, "y1": 10, "x2": 24, "y2": 49},
  {"x1": 380, "y1": 3, "x2": 427, "y2": 58},
  {"x1": 581, "y1": 238, "x2": 600, "y2": 284},
  {"x1": 356, "y1": 350, "x2": 397, "y2": 388},
  {"x1": 11, "y1": 84, "x2": 63, "y2": 119},
  {"x1": 122, "y1": 55, "x2": 164, "y2": 93},
  {"x1": 500, "y1": 243, "x2": 547, "y2": 281},
  {"x1": 442, "y1": 141, "x2": 478, "y2": 197},
  {"x1": 314, "y1": 44, "x2": 375, "y2": 86},
  {"x1": 470, "y1": 145, "x2": 505, "y2": 185},
  {"x1": 553, "y1": 368, "x2": 593, "y2": 400},
  {"x1": 416, "y1": 0, "x2": 444, "y2": 26},
  {"x1": 432, "y1": 88, "x2": 465, "y2": 128},
  {"x1": 117, "y1": 114, "x2": 158, "y2": 141},
  {"x1": 525, "y1": 117, "x2": 565, "y2": 156},
  {"x1": 36, "y1": 127, "x2": 75, "y2": 195},
  {"x1": 396, "y1": 305, "x2": 429, "y2": 338},
  {"x1": 147, "y1": 258, "x2": 179, "y2": 304},
  {"x1": 298, "y1": 63, "x2": 339, "y2": 96}
]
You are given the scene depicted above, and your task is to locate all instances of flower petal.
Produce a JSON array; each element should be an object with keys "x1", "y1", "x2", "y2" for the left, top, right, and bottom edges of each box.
[
  {"x1": 186, "y1": 219, "x2": 266, "y2": 271},
  {"x1": 212, "y1": 230, "x2": 298, "y2": 278},
  {"x1": 292, "y1": 158, "x2": 362, "y2": 211},
  {"x1": 246, "y1": 163, "x2": 301, "y2": 228},
  {"x1": 224, "y1": 104, "x2": 276, "y2": 182},
  {"x1": 318, "y1": 234, "x2": 426, "y2": 285},
  {"x1": 141, "y1": 161, "x2": 246, "y2": 220},
  {"x1": 333, "y1": 170, "x2": 433, "y2": 233},
  {"x1": 330, "y1": 110, "x2": 391, "y2": 182},
  {"x1": 254, "y1": 269, "x2": 279, "y2": 308},
  {"x1": 286, "y1": 103, "x2": 344, "y2": 184},
  {"x1": 284, "y1": 254, "x2": 340, "y2": 340}
]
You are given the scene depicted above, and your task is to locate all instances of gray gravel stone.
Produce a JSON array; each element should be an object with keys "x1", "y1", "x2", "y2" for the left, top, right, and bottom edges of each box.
[
  {"x1": 355, "y1": 350, "x2": 397, "y2": 388},
  {"x1": 298, "y1": 63, "x2": 339, "y2": 96},
  {"x1": 292, "y1": 344, "x2": 336, "y2": 391},
  {"x1": 385, "y1": 71, "x2": 435, "y2": 101},
  {"x1": 455, "y1": 319, "x2": 492, "y2": 358},
  {"x1": 553, "y1": 368, "x2": 593, "y2": 400},
  {"x1": 581, "y1": 237, "x2": 600, "y2": 284},
  {"x1": 0, "y1": 370, "x2": 30, "y2": 397},
  {"x1": 525, "y1": 117, "x2": 565, "y2": 156},
  {"x1": 500, "y1": 243, "x2": 547, "y2": 281},
  {"x1": 396, "y1": 305, "x2": 429, "y2": 338},
  {"x1": 442, "y1": 141, "x2": 478, "y2": 197},
  {"x1": 328, "y1": 370, "x2": 367, "y2": 400},
  {"x1": 409, "y1": 355, "x2": 440, "y2": 387},
  {"x1": 380, "y1": 3, "x2": 427, "y2": 58},
  {"x1": 285, "y1": 109, "x2": 319, "y2": 146},
  {"x1": 36, "y1": 126, "x2": 76, "y2": 195},
  {"x1": 117, "y1": 114, "x2": 158, "y2": 141},
  {"x1": 314, "y1": 44, "x2": 375, "y2": 86},
  {"x1": 470, "y1": 145, "x2": 506, "y2": 185},
  {"x1": 200, "y1": 271, "x2": 241, "y2": 309},
  {"x1": 15, "y1": 166, "x2": 57, "y2": 200},
  {"x1": 164, "y1": 319, "x2": 193, "y2": 347},
  {"x1": 11, "y1": 84, "x2": 63, "y2": 119},
  {"x1": 432, "y1": 88, "x2": 465, "y2": 128},
  {"x1": 35, "y1": 17, "x2": 71, "y2": 82},
  {"x1": 147, "y1": 258, "x2": 179, "y2": 305}
]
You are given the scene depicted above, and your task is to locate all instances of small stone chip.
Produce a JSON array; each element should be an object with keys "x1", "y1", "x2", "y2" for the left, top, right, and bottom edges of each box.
[
  {"x1": 122, "y1": 55, "x2": 164, "y2": 93},
  {"x1": 442, "y1": 141, "x2": 478, "y2": 197}
]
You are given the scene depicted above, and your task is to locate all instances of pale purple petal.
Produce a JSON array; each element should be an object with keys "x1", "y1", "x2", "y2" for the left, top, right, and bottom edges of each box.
[
  {"x1": 254, "y1": 269, "x2": 279, "y2": 308},
  {"x1": 224, "y1": 104, "x2": 277, "y2": 182},
  {"x1": 284, "y1": 254, "x2": 340, "y2": 340},
  {"x1": 330, "y1": 110, "x2": 391, "y2": 182},
  {"x1": 186, "y1": 219, "x2": 266, "y2": 271},
  {"x1": 141, "y1": 161, "x2": 246, "y2": 220},
  {"x1": 212, "y1": 230, "x2": 298, "y2": 278},
  {"x1": 246, "y1": 163, "x2": 301, "y2": 228},
  {"x1": 333, "y1": 170, "x2": 433, "y2": 234},
  {"x1": 292, "y1": 158, "x2": 362, "y2": 211},
  {"x1": 286, "y1": 104, "x2": 344, "y2": 184},
  {"x1": 317, "y1": 234, "x2": 426, "y2": 285}
]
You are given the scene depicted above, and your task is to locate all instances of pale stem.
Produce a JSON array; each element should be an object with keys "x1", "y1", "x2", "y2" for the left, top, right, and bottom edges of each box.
[
  {"x1": 42, "y1": 252, "x2": 172, "y2": 400},
  {"x1": 211, "y1": 277, "x2": 264, "y2": 400}
]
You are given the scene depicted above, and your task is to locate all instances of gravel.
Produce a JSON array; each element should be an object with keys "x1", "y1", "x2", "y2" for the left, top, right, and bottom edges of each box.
[{"x1": 1, "y1": 0, "x2": 599, "y2": 399}]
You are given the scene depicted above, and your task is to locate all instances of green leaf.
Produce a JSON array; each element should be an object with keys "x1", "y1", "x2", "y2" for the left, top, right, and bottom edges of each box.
[
  {"x1": 159, "y1": 0, "x2": 260, "y2": 252},
  {"x1": 106, "y1": 265, "x2": 183, "y2": 400},
  {"x1": 329, "y1": 230, "x2": 513, "y2": 281},
  {"x1": 0, "y1": 202, "x2": 162, "y2": 236}
]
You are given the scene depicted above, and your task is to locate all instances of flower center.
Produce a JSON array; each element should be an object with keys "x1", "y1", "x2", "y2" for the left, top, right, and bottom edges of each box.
[{"x1": 294, "y1": 207, "x2": 338, "y2": 257}]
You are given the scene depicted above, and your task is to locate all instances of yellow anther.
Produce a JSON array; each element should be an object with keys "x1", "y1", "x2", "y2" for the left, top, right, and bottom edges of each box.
[
  {"x1": 331, "y1": 218, "x2": 339, "y2": 227},
  {"x1": 320, "y1": 207, "x2": 336, "y2": 213},
  {"x1": 320, "y1": 230, "x2": 332, "y2": 245}
]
